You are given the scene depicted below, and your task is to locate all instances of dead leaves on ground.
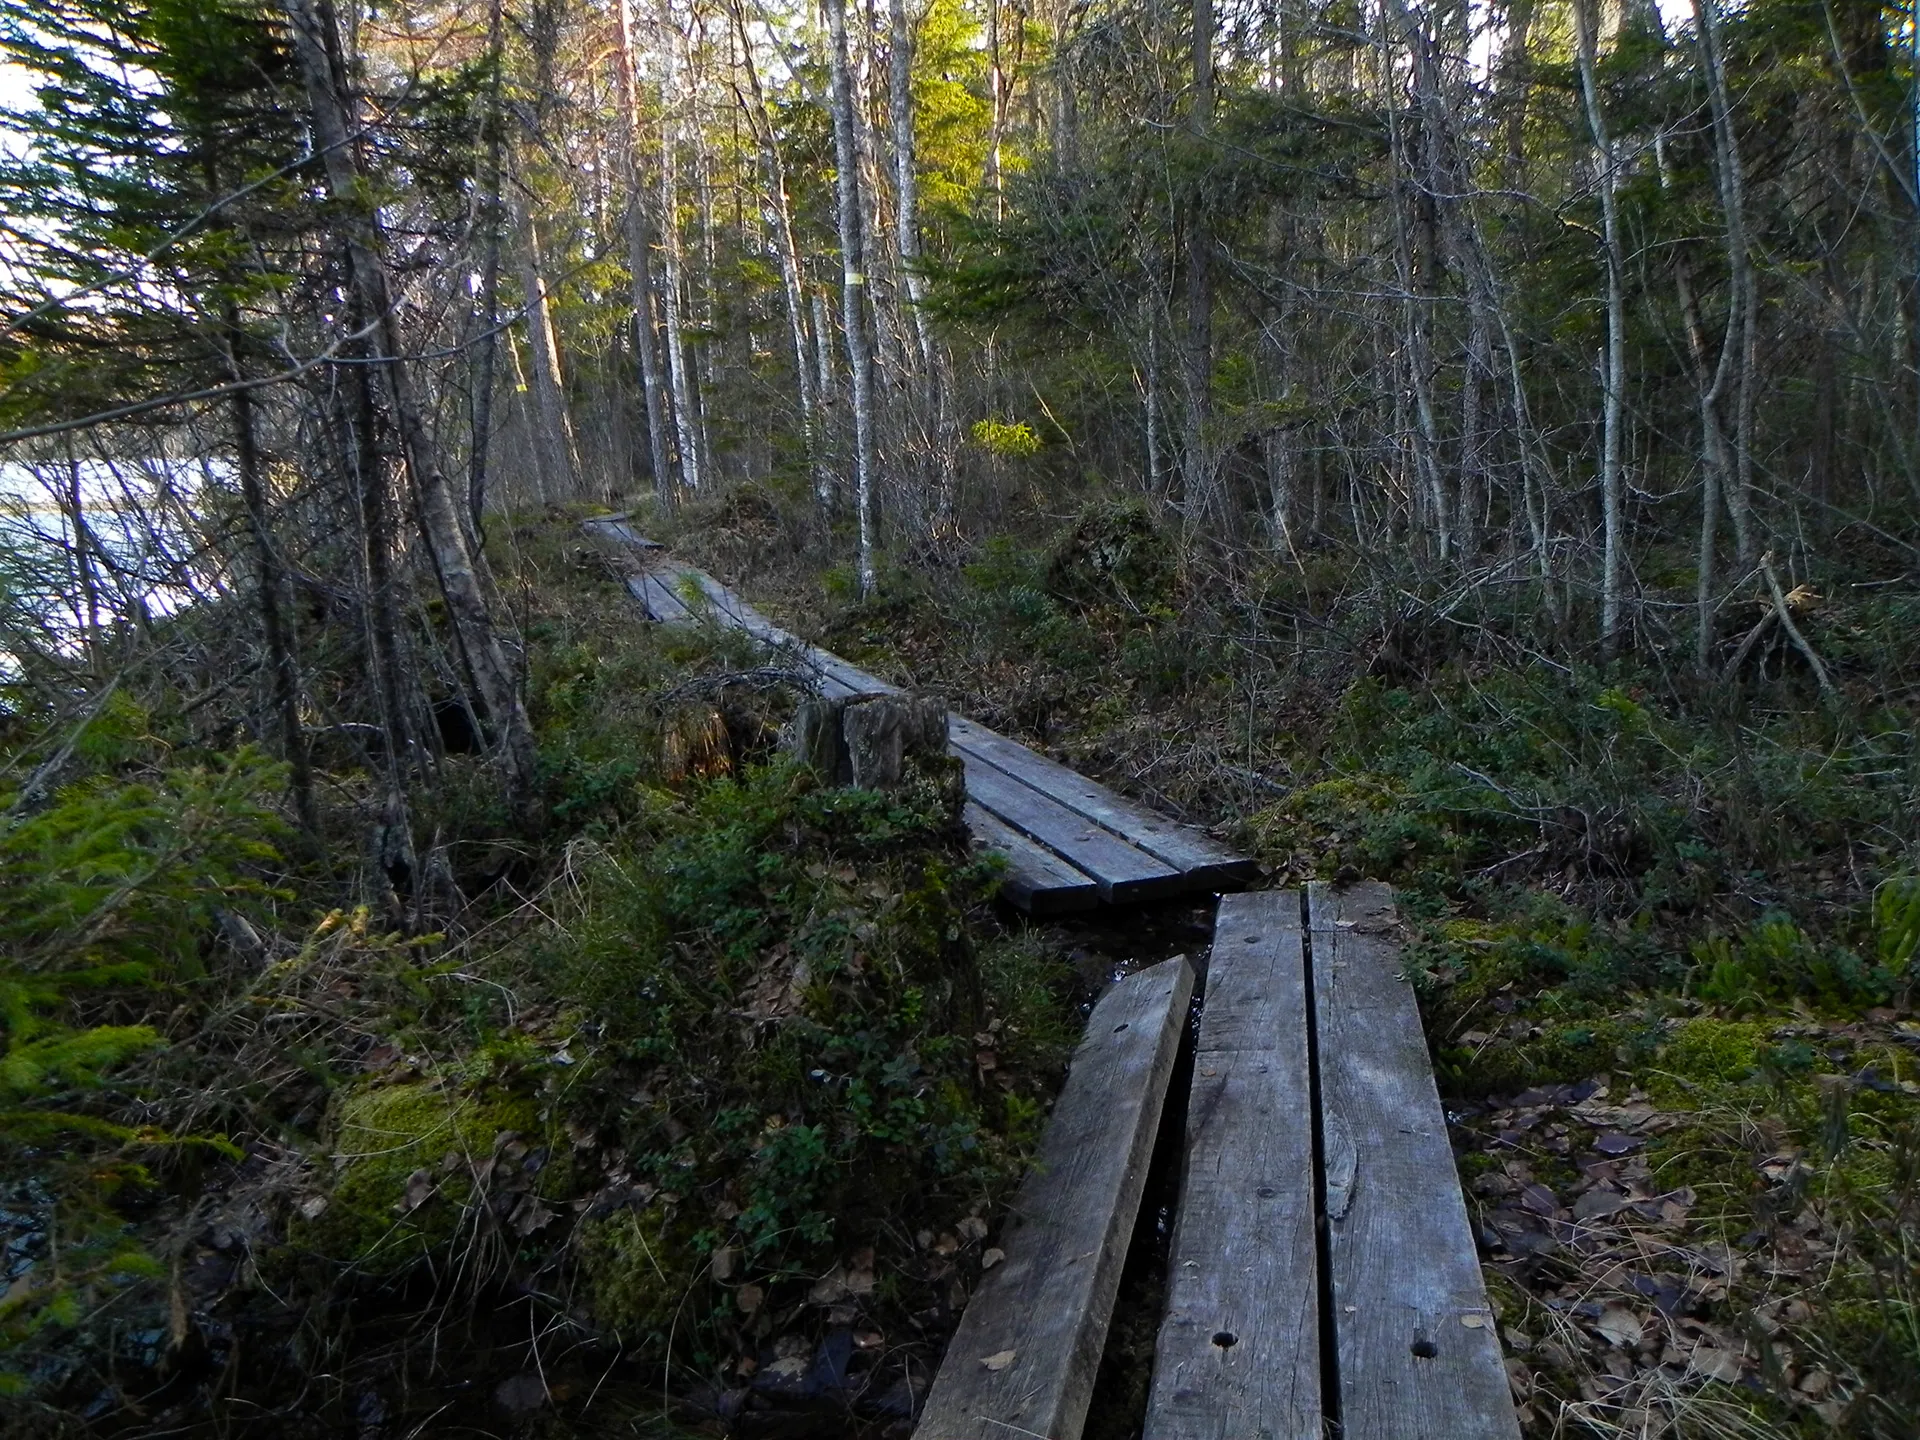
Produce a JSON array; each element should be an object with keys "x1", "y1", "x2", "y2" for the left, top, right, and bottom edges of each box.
[{"x1": 1462, "y1": 1076, "x2": 1858, "y2": 1433}]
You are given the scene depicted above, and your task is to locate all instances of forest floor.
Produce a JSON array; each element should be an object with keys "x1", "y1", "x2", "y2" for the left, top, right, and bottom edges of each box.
[
  {"x1": 6, "y1": 489, "x2": 1917, "y2": 1440},
  {"x1": 643, "y1": 484, "x2": 1920, "y2": 1440}
]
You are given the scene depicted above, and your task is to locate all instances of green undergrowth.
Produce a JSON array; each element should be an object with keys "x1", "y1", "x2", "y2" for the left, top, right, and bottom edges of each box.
[{"x1": 0, "y1": 509, "x2": 1081, "y2": 1427}]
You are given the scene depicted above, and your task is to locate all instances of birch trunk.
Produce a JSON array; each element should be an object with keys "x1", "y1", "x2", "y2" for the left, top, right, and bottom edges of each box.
[
  {"x1": 729, "y1": 0, "x2": 829, "y2": 504},
  {"x1": 825, "y1": 0, "x2": 879, "y2": 591},
  {"x1": 1575, "y1": 0, "x2": 1627, "y2": 654},
  {"x1": 1694, "y1": 0, "x2": 1758, "y2": 563},
  {"x1": 657, "y1": 0, "x2": 704, "y2": 493},
  {"x1": 614, "y1": 0, "x2": 679, "y2": 507}
]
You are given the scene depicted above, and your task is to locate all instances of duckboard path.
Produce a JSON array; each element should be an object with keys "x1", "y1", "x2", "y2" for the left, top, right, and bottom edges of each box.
[
  {"x1": 584, "y1": 518, "x2": 1256, "y2": 912},
  {"x1": 584, "y1": 521, "x2": 1515, "y2": 1439}
]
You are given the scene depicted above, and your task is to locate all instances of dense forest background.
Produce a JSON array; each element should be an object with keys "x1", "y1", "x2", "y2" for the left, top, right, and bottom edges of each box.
[{"x1": 2, "y1": 0, "x2": 1919, "y2": 1430}]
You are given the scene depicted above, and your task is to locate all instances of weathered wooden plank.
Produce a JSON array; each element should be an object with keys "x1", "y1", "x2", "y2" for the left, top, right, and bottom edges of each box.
[
  {"x1": 601, "y1": 552, "x2": 1257, "y2": 907},
  {"x1": 964, "y1": 802, "x2": 1102, "y2": 915},
  {"x1": 916, "y1": 956, "x2": 1196, "y2": 1440},
  {"x1": 948, "y1": 716, "x2": 1257, "y2": 889},
  {"x1": 625, "y1": 573, "x2": 693, "y2": 624},
  {"x1": 960, "y1": 753, "x2": 1184, "y2": 904},
  {"x1": 1145, "y1": 889, "x2": 1320, "y2": 1440},
  {"x1": 582, "y1": 515, "x2": 663, "y2": 550},
  {"x1": 1308, "y1": 881, "x2": 1521, "y2": 1440}
]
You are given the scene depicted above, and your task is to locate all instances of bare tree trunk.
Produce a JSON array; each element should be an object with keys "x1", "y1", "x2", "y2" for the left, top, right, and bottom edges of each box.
[
  {"x1": 1694, "y1": 0, "x2": 1758, "y2": 563},
  {"x1": 825, "y1": 0, "x2": 879, "y2": 592},
  {"x1": 657, "y1": 0, "x2": 704, "y2": 493},
  {"x1": 226, "y1": 326, "x2": 318, "y2": 838},
  {"x1": 888, "y1": 0, "x2": 933, "y2": 375},
  {"x1": 1181, "y1": 0, "x2": 1214, "y2": 520},
  {"x1": 729, "y1": 0, "x2": 829, "y2": 505},
  {"x1": 282, "y1": 0, "x2": 537, "y2": 810},
  {"x1": 1575, "y1": 0, "x2": 1627, "y2": 655},
  {"x1": 468, "y1": 0, "x2": 506, "y2": 535},
  {"x1": 514, "y1": 190, "x2": 581, "y2": 501},
  {"x1": 615, "y1": 0, "x2": 679, "y2": 507}
]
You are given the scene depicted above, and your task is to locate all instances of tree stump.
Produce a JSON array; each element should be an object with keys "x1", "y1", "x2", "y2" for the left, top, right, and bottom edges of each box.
[{"x1": 790, "y1": 693, "x2": 949, "y2": 790}]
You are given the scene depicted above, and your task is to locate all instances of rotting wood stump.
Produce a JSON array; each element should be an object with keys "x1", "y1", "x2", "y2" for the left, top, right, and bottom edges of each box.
[{"x1": 789, "y1": 692, "x2": 949, "y2": 790}]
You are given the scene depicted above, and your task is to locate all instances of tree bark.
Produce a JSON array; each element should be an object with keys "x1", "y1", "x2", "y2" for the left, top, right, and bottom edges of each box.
[
  {"x1": 1575, "y1": 0, "x2": 1628, "y2": 655},
  {"x1": 728, "y1": 0, "x2": 830, "y2": 506},
  {"x1": 614, "y1": 0, "x2": 680, "y2": 508},
  {"x1": 1181, "y1": 0, "x2": 1215, "y2": 520},
  {"x1": 824, "y1": 0, "x2": 879, "y2": 593},
  {"x1": 514, "y1": 189, "x2": 581, "y2": 501},
  {"x1": 656, "y1": 0, "x2": 704, "y2": 494}
]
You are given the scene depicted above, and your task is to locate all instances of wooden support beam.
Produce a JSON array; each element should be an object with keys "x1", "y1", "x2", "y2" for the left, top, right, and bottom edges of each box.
[
  {"x1": 959, "y1": 753, "x2": 1184, "y2": 904},
  {"x1": 949, "y1": 715, "x2": 1256, "y2": 889},
  {"x1": 916, "y1": 956, "x2": 1196, "y2": 1440},
  {"x1": 1146, "y1": 888, "x2": 1320, "y2": 1440},
  {"x1": 1308, "y1": 881, "x2": 1521, "y2": 1440},
  {"x1": 964, "y1": 802, "x2": 1102, "y2": 915}
]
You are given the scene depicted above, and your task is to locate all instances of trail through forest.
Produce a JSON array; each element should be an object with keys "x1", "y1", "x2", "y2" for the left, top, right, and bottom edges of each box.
[{"x1": 3, "y1": 0, "x2": 1919, "y2": 1431}]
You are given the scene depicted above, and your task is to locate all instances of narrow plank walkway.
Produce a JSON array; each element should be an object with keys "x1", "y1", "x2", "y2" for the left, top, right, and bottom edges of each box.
[
  {"x1": 1309, "y1": 881, "x2": 1520, "y2": 1440},
  {"x1": 583, "y1": 519, "x2": 1256, "y2": 911},
  {"x1": 914, "y1": 956, "x2": 1195, "y2": 1440},
  {"x1": 1146, "y1": 888, "x2": 1320, "y2": 1440},
  {"x1": 581, "y1": 520, "x2": 1515, "y2": 1440}
]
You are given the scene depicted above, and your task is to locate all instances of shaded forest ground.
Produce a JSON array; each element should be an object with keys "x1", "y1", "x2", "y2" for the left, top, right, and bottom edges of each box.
[
  {"x1": 650, "y1": 482, "x2": 1920, "y2": 1439},
  {"x1": 4, "y1": 485, "x2": 1917, "y2": 1440}
]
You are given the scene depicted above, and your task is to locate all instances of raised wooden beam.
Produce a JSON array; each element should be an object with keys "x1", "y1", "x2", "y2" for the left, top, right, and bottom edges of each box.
[
  {"x1": 1145, "y1": 889, "x2": 1321, "y2": 1440},
  {"x1": 1308, "y1": 881, "x2": 1521, "y2": 1440},
  {"x1": 964, "y1": 802, "x2": 1102, "y2": 915},
  {"x1": 625, "y1": 573, "x2": 693, "y2": 624},
  {"x1": 948, "y1": 715, "x2": 1256, "y2": 889},
  {"x1": 916, "y1": 956, "x2": 1196, "y2": 1440},
  {"x1": 959, "y1": 753, "x2": 1185, "y2": 904},
  {"x1": 582, "y1": 514, "x2": 663, "y2": 550}
]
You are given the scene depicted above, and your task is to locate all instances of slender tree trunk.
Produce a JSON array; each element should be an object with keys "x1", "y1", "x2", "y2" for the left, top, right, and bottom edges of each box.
[
  {"x1": 468, "y1": 0, "x2": 506, "y2": 536},
  {"x1": 889, "y1": 0, "x2": 933, "y2": 372},
  {"x1": 729, "y1": 0, "x2": 829, "y2": 505},
  {"x1": 226, "y1": 325, "x2": 318, "y2": 837},
  {"x1": 282, "y1": 0, "x2": 537, "y2": 810},
  {"x1": 1694, "y1": 0, "x2": 1758, "y2": 563},
  {"x1": 656, "y1": 0, "x2": 704, "y2": 494},
  {"x1": 1575, "y1": 0, "x2": 1627, "y2": 655},
  {"x1": 614, "y1": 0, "x2": 679, "y2": 508},
  {"x1": 514, "y1": 191, "x2": 581, "y2": 501},
  {"x1": 825, "y1": 0, "x2": 878, "y2": 592},
  {"x1": 1181, "y1": 0, "x2": 1214, "y2": 520}
]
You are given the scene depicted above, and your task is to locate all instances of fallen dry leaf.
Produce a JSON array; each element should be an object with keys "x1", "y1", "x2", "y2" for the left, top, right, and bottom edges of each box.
[
  {"x1": 736, "y1": 1284, "x2": 765, "y2": 1314},
  {"x1": 982, "y1": 1248, "x2": 1005, "y2": 1270},
  {"x1": 1594, "y1": 1305, "x2": 1644, "y2": 1347},
  {"x1": 980, "y1": 1349, "x2": 1016, "y2": 1371},
  {"x1": 1690, "y1": 1344, "x2": 1743, "y2": 1382}
]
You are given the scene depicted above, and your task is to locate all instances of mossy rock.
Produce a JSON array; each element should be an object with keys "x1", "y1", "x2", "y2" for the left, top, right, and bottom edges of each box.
[
  {"x1": 1044, "y1": 501, "x2": 1174, "y2": 610},
  {"x1": 294, "y1": 1080, "x2": 552, "y2": 1272}
]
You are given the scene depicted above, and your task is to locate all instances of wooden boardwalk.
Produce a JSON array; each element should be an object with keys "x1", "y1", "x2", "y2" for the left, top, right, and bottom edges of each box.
[
  {"x1": 583, "y1": 520, "x2": 1515, "y2": 1439},
  {"x1": 915, "y1": 957, "x2": 1194, "y2": 1440},
  {"x1": 585, "y1": 519, "x2": 1256, "y2": 912},
  {"x1": 922, "y1": 884, "x2": 1518, "y2": 1440}
]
